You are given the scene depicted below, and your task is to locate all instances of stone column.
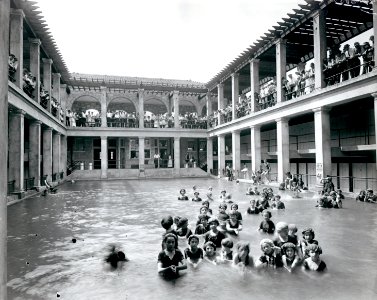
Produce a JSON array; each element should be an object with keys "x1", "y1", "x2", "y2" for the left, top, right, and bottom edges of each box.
[
  {"x1": 249, "y1": 59, "x2": 260, "y2": 113},
  {"x1": 232, "y1": 130, "x2": 241, "y2": 174},
  {"x1": 373, "y1": 1, "x2": 377, "y2": 64},
  {"x1": 218, "y1": 134, "x2": 225, "y2": 177},
  {"x1": 206, "y1": 137, "x2": 213, "y2": 175},
  {"x1": 313, "y1": 107, "x2": 332, "y2": 185},
  {"x1": 374, "y1": 93, "x2": 377, "y2": 170},
  {"x1": 206, "y1": 91, "x2": 212, "y2": 116},
  {"x1": 276, "y1": 39, "x2": 286, "y2": 103},
  {"x1": 217, "y1": 83, "x2": 224, "y2": 125},
  {"x1": 138, "y1": 88, "x2": 144, "y2": 129},
  {"x1": 29, "y1": 120, "x2": 41, "y2": 186},
  {"x1": 10, "y1": 9, "x2": 24, "y2": 88},
  {"x1": 8, "y1": 109, "x2": 25, "y2": 191},
  {"x1": 52, "y1": 132, "x2": 61, "y2": 180},
  {"x1": 60, "y1": 135, "x2": 67, "y2": 178},
  {"x1": 313, "y1": 9, "x2": 327, "y2": 89},
  {"x1": 29, "y1": 38, "x2": 41, "y2": 102},
  {"x1": 250, "y1": 125, "x2": 261, "y2": 173},
  {"x1": 100, "y1": 86, "x2": 107, "y2": 127},
  {"x1": 60, "y1": 83, "x2": 67, "y2": 124},
  {"x1": 0, "y1": 1, "x2": 9, "y2": 298},
  {"x1": 52, "y1": 73, "x2": 61, "y2": 121},
  {"x1": 100, "y1": 136, "x2": 108, "y2": 179},
  {"x1": 231, "y1": 73, "x2": 239, "y2": 120},
  {"x1": 276, "y1": 118, "x2": 290, "y2": 183},
  {"x1": 173, "y1": 90, "x2": 179, "y2": 128},
  {"x1": 42, "y1": 127, "x2": 53, "y2": 182},
  {"x1": 139, "y1": 137, "x2": 145, "y2": 176},
  {"x1": 174, "y1": 137, "x2": 180, "y2": 169},
  {"x1": 42, "y1": 58, "x2": 53, "y2": 112}
]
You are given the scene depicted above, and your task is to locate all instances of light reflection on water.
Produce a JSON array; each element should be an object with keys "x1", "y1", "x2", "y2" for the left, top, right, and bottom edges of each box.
[{"x1": 7, "y1": 179, "x2": 377, "y2": 300}]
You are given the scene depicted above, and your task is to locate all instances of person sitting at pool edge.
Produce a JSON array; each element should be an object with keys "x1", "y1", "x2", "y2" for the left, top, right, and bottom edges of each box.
[
  {"x1": 44, "y1": 179, "x2": 58, "y2": 194},
  {"x1": 158, "y1": 233, "x2": 187, "y2": 278}
]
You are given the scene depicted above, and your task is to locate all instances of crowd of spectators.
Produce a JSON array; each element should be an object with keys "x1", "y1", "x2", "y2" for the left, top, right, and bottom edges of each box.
[
  {"x1": 324, "y1": 35, "x2": 374, "y2": 86},
  {"x1": 179, "y1": 113, "x2": 207, "y2": 129},
  {"x1": 8, "y1": 54, "x2": 18, "y2": 82},
  {"x1": 22, "y1": 68, "x2": 37, "y2": 98},
  {"x1": 66, "y1": 110, "x2": 101, "y2": 127}
]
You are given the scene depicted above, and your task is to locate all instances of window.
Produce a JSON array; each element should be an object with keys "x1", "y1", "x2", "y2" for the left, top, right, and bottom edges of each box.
[
  {"x1": 130, "y1": 150, "x2": 138, "y2": 159},
  {"x1": 145, "y1": 149, "x2": 151, "y2": 159}
]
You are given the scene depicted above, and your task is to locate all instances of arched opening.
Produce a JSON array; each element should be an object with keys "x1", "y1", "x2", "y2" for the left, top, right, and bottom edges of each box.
[
  {"x1": 107, "y1": 97, "x2": 138, "y2": 127},
  {"x1": 144, "y1": 98, "x2": 170, "y2": 128},
  {"x1": 69, "y1": 95, "x2": 101, "y2": 127}
]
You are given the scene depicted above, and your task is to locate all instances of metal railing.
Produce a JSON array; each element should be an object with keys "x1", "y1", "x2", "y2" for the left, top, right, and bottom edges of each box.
[
  {"x1": 7, "y1": 180, "x2": 15, "y2": 195},
  {"x1": 107, "y1": 119, "x2": 139, "y2": 128},
  {"x1": 24, "y1": 177, "x2": 35, "y2": 191},
  {"x1": 328, "y1": 175, "x2": 377, "y2": 193}
]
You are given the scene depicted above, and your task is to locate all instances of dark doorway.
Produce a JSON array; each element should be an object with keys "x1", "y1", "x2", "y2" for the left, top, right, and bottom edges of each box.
[
  {"x1": 108, "y1": 149, "x2": 117, "y2": 169},
  {"x1": 93, "y1": 148, "x2": 101, "y2": 169}
]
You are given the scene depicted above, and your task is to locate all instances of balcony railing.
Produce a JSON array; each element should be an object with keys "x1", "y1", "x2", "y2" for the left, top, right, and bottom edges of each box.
[{"x1": 24, "y1": 177, "x2": 35, "y2": 190}]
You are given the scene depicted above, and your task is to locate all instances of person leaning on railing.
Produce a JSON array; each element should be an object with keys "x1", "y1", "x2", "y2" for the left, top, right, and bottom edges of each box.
[
  {"x1": 8, "y1": 54, "x2": 18, "y2": 82},
  {"x1": 361, "y1": 41, "x2": 374, "y2": 74}
]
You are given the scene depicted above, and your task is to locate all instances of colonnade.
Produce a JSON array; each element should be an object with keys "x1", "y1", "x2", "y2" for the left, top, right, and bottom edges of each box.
[
  {"x1": 209, "y1": 106, "x2": 334, "y2": 185},
  {"x1": 7, "y1": 111, "x2": 67, "y2": 191}
]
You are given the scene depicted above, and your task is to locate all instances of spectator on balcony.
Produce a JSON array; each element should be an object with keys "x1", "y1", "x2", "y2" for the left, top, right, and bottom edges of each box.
[
  {"x1": 340, "y1": 44, "x2": 351, "y2": 82},
  {"x1": 351, "y1": 42, "x2": 363, "y2": 78},
  {"x1": 8, "y1": 54, "x2": 18, "y2": 82},
  {"x1": 286, "y1": 74, "x2": 296, "y2": 99},
  {"x1": 362, "y1": 42, "x2": 374, "y2": 74},
  {"x1": 305, "y1": 63, "x2": 315, "y2": 94}
]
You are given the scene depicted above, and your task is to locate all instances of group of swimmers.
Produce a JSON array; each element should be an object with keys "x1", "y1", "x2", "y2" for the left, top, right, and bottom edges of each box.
[
  {"x1": 157, "y1": 186, "x2": 326, "y2": 279},
  {"x1": 316, "y1": 189, "x2": 344, "y2": 208},
  {"x1": 356, "y1": 189, "x2": 377, "y2": 203}
]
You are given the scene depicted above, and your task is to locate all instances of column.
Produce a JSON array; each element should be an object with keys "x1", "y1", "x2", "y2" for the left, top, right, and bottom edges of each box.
[
  {"x1": 313, "y1": 107, "x2": 332, "y2": 185},
  {"x1": 8, "y1": 109, "x2": 25, "y2": 191},
  {"x1": 373, "y1": 1, "x2": 377, "y2": 64},
  {"x1": 100, "y1": 86, "x2": 107, "y2": 127},
  {"x1": 52, "y1": 132, "x2": 61, "y2": 180},
  {"x1": 42, "y1": 127, "x2": 53, "y2": 182},
  {"x1": 29, "y1": 120, "x2": 41, "y2": 186},
  {"x1": 206, "y1": 92, "x2": 212, "y2": 117},
  {"x1": 276, "y1": 39, "x2": 286, "y2": 103},
  {"x1": 174, "y1": 137, "x2": 180, "y2": 170},
  {"x1": 313, "y1": 9, "x2": 327, "y2": 89},
  {"x1": 173, "y1": 90, "x2": 179, "y2": 128},
  {"x1": 206, "y1": 137, "x2": 213, "y2": 174},
  {"x1": 218, "y1": 134, "x2": 225, "y2": 177},
  {"x1": 60, "y1": 135, "x2": 67, "y2": 179},
  {"x1": 100, "y1": 136, "x2": 108, "y2": 178},
  {"x1": 217, "y1": 83, "x2": 224, "y2": 125},
  {"x1": 231, "y1": 73, "x2": 239, "y2": 120},
  {"x1": 374, "y1": 93, "x2": 377, "y2": 170},
  {"x1": 250, "y1": 125, "x2": 261, "y2": 172},
  {"x1": 42, "y1": 58, "x2": 53, "y2": 112},
  {"x1": 232, "y1": 130, "x2": 241, "y2": 174},
  {"x1": 249, "y1": 59, "x2": 260, "y2": 113},
  {"x1": 10, "y1": 9, "x2": 24, "y2": 87},
  {"x1": 29, "y1": 38, "x2": 41, "y2": 102},
  {"x1": 138, "y1": 137, "x2": 145, "y2": 176},
  {"x1": 138, "y1": 88, "x2": 144, "y2": 128},
  {"x1": 276, "y1": 118, "x2": 290, "y2": 183},
  {"x1": 52, "y1": 73, "x2": 61, "y2": 121},
  {"x1": 60, "y1": 83, "x2": 67, "y2": 124},
  {"x1": 0, "y1": 2, "x2": 10, "y2": 297}
]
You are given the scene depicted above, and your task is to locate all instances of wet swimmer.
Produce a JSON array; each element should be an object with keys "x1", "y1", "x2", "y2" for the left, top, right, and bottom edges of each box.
[
  {"x1": 184, "y1": 235, "x2": 203, "y2": 268},
  {"x1": 219, "y1": 189, "x2": 232, "y2": 203},
  {"x1": 226, "y1": 211, "x2": 243, "y2": 235},
  {"x1": 191, "y1": 191, "x2": 202, "y2": 202},
  {"x1": 302, "y1": 244, "x2": 326, "y2": 272},
  {"x1": 206, "y1": 186, "x2": 214, "y2": 201},
  {"x1": 158, "y1": 233, "x2": 187, "y2": 279},
  {"x1": 178, "y1": 188, "x2": 189, "y2": 200},
  {"x1": 105, "y1": 245, "x2": 129, "y2": 269}
]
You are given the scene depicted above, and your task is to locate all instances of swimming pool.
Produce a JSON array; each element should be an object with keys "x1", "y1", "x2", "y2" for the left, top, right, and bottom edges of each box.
[{"x1": 7, "y1": 179, "x2": 377, "y2": 300}]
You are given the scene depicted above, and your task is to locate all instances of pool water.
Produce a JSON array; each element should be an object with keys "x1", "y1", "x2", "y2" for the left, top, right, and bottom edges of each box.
[{"x1": 7, "y1": 179, "x2": 377, "y2": 300}]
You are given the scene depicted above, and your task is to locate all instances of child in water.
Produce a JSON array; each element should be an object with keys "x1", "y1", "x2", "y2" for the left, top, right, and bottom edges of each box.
[
  {"x1": 303, "y1": 244, "x2": 326, "y2": 272},
  {"x1": 176, "y1": 217, "x2": 192, "y2": 239},
  {"x1": 206, "y1": 186, "x2": 214, "y2": 201},
  {"x1": 201, "y1": 200, "x2": 213, "y2": 215},
  {"x1": 230, "y1": 203, "x2": 243, "y2": 223},
  {"x1": 204, "y1": 218, "x2": 226, "y2": 248},
  {"x1": 178, "y1": 189, "x2": 189, "y2": 200},
  {"x1": 273, "y1": 222, "x2": 298, "y2": 248},
  {"x1": 195, "y1": 215, "x2": 210, "y2": 235},
  {"x1": 217, "y1": 203, "x2": 229, "y2": 231},
  {"x1": 288, "y1": 224, "x2": 299, "y2": 245},
  {"x1": 246, "y1": 199, "x2": 260, "y2": 215},
  {"x1": 300, "y1": 228, "x2": 319, "y2": 258},
  {"x1": 203, "y1": 241, "x2": 218, "y2": 265},
  {"x1": 226, "y1": 211, "x2": 243, "y2": 235},
  {"x1": 281, "y1": 242, "x2": 301, "y2": 272},
  {"x1": 158, "y1": 233, "x2": 187, "y2": 279},
  {"x1": 258, "y1": 210, "x2": 275, "y2": 234},
  {"x1": 219, "y1": 238, "x2": 234, "y2": 262},
  {"x1": 184, "y1": 235, "x2": 203, "y2": 268},
  {"x1": 161, "y1": 215, "x2": 177, "y2": 237},
  {"x1": 192, "y1": 191, "x2": 202, "y2": 202},
  {"x1": 220, "y1": 190, "x2": 232, "y2": 203},
  {"x1": 271, "y1": 195, "x2": 285, "y2": 209},
  {"x1": 255, "y1": 238, "x2": 283, "y2": 269},
  {"x1": 233, "y1": 241, "x2": 253, "y2": 268}
]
